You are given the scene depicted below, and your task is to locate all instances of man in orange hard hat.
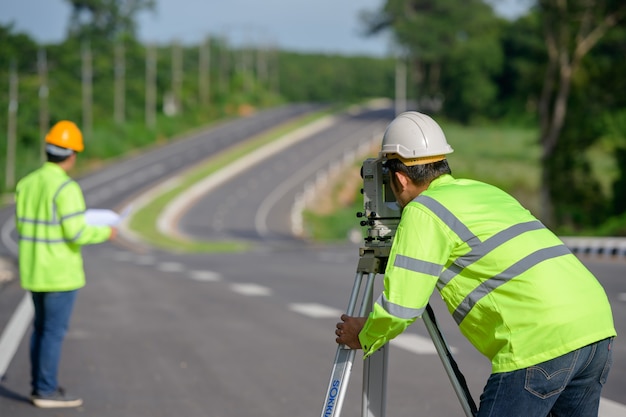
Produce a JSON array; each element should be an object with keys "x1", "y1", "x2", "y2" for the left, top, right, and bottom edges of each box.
[{"x1": 15, "y1": 120, "x2": 117, "y2": 408}]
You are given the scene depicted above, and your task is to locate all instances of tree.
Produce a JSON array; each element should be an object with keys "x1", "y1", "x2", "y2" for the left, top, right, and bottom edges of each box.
[
  {"x1": 361, "y1": 0, "x2": 503, "y2": 119},
  {"x1": 66, "y1": 0, "x2": 155, "y2": 41},
  {"x1": 536, "y1": 0, "x2": 626, "y2": 227}
]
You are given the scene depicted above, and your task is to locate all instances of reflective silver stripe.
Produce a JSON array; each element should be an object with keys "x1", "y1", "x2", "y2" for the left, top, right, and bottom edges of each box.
[
  {"x1": 16, "y1": 217, "x2": 61, "y2": 225},
  {"x1": 376, "y1": 293, "x2": 425, "y2": 319},
  {"x1": 60, "y1": 211, "x2": 85, "y2": 222},
  {"x1": 437, "y1": 220, "x2": 545, "y2": 290},
  {"x1": 68, "y1": 227, "x2": 85, "y2": 243},
  {"x1": 414, "y1": 195, "x2": 480, "y2": 246},
  {"x1": 18, "y1": 236, "x2": 67, "y2": 243},
  {"x1": 394, "y1": 254, "x2": 442, "y2": 276},
  {"x1": 52, "y1": 179, "x2": 74, "y2": 222},
  {"x1": 452, "y1": 245, "x2": 572, "y2": 324}
]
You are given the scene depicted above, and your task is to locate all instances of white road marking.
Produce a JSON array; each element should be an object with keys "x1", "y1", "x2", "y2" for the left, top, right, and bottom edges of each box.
[
  {"x1": 136, "y1": 255, "x2": 156, "y2": 265},
  {"x1": 189, "y1": 270, "x2": 222, "y2": 282},
  {"x1": 112, "y1": 251, "x2": 135, "y2": 262},
  {"x1": 230, "y1": 283, "x2": 272, "y2": 296},
  {"x1": 391, "y1": 333, "x2": 457, "y2": 355},
  {"x1": 289, "y1": 303, "x2": 343, "y2": 318},
  {"x1": 0, "y1": 294, "x2": 33, "y2": 377},
  {"x1": 157, "y1": 262, "x2": 185, "y2": 272}
]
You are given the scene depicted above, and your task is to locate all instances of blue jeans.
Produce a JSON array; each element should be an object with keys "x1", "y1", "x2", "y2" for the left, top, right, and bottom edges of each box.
[
  {"x1": 30, "y1": 290, "x2": 78, "y2": 396},
  {"x1": 478, "y1": 338, "x2": 613, "y2": 417}
]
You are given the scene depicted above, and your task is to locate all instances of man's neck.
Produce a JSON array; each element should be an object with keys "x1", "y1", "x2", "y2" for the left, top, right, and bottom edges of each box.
[{"x1": 55, "y1": 155, "x2": 75, "y2": 172}]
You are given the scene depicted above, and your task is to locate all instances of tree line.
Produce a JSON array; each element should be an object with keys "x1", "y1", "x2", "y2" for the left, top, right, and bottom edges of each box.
[{"x1": 1, "y1": 0, "x2": 625, "y2": 235}]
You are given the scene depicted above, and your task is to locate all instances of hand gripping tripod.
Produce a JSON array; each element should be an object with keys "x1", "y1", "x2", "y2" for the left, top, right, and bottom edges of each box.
[{"x1": 319, "y1": 245, "x2": 478, "y2": 417}]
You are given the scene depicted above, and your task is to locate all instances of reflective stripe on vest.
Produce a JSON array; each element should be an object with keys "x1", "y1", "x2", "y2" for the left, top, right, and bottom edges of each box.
[
  {"x1": 16, "y1": 179, "x2": 86, "y2": 243},
  {"x1": 376, "y1": 292, "x2": 426, "y2": 319},
  {"x1": 400, "y1": 195, "x2": 571, "y2": 324}
]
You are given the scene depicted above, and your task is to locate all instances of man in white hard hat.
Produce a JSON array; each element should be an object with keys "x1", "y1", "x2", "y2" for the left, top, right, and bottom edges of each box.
[{"x1": 336, "y1": 111, "x2": 615, "y2": 417}]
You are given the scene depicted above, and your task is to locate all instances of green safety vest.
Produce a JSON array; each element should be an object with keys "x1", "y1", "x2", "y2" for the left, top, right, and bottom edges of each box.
[
  {"x1": 359, "y1": 174, "x2": 616, "y2": 373},
  {"x1": 15, "y1": 162, "x2": 111, "y2": 292}
]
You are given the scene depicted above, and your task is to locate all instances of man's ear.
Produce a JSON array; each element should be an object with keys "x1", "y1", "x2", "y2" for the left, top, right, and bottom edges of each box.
[{"x1": 394, "y1": 171, "x2": 410, "y2": 191}]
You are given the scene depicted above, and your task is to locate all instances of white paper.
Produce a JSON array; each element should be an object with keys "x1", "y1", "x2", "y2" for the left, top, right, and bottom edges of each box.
[{"x1": 85, "y1": 207, "x2": 130, "y2": 226}]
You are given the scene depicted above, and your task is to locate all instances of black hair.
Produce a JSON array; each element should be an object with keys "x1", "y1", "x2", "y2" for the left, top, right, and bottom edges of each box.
[
  {"x1": 384, "y1": 158, "x2": 451, "y2": 187},
  {"x1": 46, "y1": 152, "x2": 73, "y2": 163}
]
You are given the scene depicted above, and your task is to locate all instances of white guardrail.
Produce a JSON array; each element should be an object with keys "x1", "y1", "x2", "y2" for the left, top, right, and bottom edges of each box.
[{"x1": 560, "y1": 237, "x2": 626, "y2": 258}]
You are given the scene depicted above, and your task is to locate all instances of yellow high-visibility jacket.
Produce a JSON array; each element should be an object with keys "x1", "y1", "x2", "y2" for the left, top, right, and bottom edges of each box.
[
  {"x1": 359, "y1": 174, "x2": 616, "y2": 373},
  {"x1": 15, "y1": 162, "x2": 111, "y2": 292}
]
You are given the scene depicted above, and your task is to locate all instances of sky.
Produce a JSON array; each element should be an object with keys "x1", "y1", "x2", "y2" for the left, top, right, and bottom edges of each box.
[{"x1": 0, "y1": 0, "x2": 530, "y2": 57}]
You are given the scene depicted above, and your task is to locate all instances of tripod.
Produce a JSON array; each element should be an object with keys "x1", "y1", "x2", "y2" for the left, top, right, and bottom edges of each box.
[{"x1": 320, "y1": 246, "x2": 478, "y2": 417}]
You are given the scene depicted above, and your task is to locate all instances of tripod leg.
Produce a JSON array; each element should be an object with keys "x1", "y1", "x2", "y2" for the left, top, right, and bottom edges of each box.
[
  {"x1": 362, "y1": 339, "x2": 388, "y2": 417},
  {"x1": 423, "y1": 304, "x2": 478, "y2": 417},
  {"x1": 321, "y1": 271, "x2": 377, "y2": 417},
  {"x1": 361, "y1": 269, "x2": 387, "y2": 417}
]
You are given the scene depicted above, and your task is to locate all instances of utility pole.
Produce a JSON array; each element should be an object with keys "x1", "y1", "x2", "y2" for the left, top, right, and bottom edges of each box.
[
  {"x1": 395, "y1": 55, "x2": 407, "y2": 116},
  {"x1": 270, "y1": 44, "x2": 279, "y2": 95},
  {"x1": 172, "y1": 40, "x2": 183, "y2": 115},
  {"x1": 6, "y1": 61, "x2": 18, "y2": 191},
  {"x1": 81, "y1": 41, "x2": 93, "y2": 140},
  {"x1": 256, "y1": 44, "x2": 268, "y2": 89},
  {"x1": 199, "y1": 36, "x2": 210, "y2": 107},
  {"x1": 219, "y1": 33, "x2": 230, "y2": 96},
  {"x1": 114, "y1": 40, "x2": 126, "y2": 124},
  {"x1": 240, "y1": 36, "x2": 253, "y2": 95},
  {"x1": 38, "y1": 48, "x2": 49, "y2": 163},
  {"x1": 145, "y1": 43, "x2": 157, "y2": 129}
]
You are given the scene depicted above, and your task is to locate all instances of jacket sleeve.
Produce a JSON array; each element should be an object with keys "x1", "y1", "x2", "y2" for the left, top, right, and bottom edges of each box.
[
  {"x1": 359, "y1": 203, "x2": 454, "y2": 357},
  {"x1": 55, "y1": 180, "x2": 111, "y2": 245}
]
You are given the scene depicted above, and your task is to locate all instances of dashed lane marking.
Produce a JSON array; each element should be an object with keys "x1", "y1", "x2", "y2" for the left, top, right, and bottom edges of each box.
[
  {"x1": 157, "y1": 262, "x2": 186, "y2": 272},
  {"x1": 289, "y1": 303, "x2": 343, "y2": 318},
  {"x1": 230, "y1": 283, "x2": 272, "y2": 296},
  {"x1": 111, "y1": 251, "x2": 135, "y2": 262},
  {"x1": 189, "y1": 270, "x2": 222, "y2": 282},
  {"x1": 136, "y1": 255, "x2": 156, "y2": 265},
  {"x1": 391, "y1": 333, "x2": 457, "y2": 355}
]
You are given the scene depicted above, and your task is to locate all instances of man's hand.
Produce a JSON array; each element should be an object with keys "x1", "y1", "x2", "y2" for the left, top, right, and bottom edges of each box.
[
  {"x1": 109, "y1": 227, "x2": 118, "y2": 240},
  {"x1": 335, "y1": 314, "x2": 367, "y2": 349}
]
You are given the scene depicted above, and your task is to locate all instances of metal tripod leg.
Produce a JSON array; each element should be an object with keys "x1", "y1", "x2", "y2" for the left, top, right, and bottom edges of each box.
[
  {"x1": 320, "y1": 268, "x2": 377, "y2": 417},
  {"x1": 423, "y1": 304, "x2": 478, "y2": 417},
  {"x1": 362, "y1": 321, "x2": 387, "y2": 417}
]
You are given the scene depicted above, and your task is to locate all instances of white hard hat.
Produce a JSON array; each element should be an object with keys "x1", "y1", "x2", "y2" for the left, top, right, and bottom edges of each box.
[{"x1": 379, "y1": 111, "x2": 453, "y2": 166}]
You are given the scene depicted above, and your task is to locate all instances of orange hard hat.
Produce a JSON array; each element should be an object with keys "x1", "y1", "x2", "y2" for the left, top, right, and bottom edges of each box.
[{"x1": 45, "y1": 120, "x2": 84, "y2": 152}]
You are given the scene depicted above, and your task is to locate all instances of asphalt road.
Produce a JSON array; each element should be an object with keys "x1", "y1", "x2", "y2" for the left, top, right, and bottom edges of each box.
[{"x1": 0, "y1": 104, "x2": 624, "y2": 416}]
